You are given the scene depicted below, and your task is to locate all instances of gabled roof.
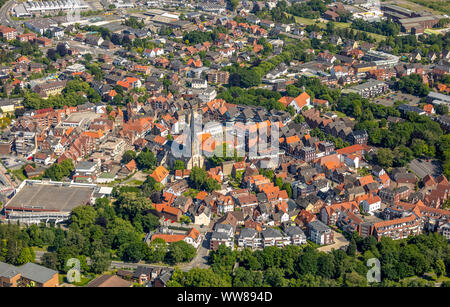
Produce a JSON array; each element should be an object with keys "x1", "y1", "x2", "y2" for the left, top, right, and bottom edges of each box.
[
  {"x1": 150, "y1": 166, "x2": 169, "y2": 183},
  {"x1": 292, "y1": 92, "x2": 310, "y2": 109}
]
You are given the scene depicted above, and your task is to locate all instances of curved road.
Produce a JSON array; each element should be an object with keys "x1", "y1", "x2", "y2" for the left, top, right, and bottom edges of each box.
[{"x1": 0, "y1": 0, "x2": 22, "y2": 29}]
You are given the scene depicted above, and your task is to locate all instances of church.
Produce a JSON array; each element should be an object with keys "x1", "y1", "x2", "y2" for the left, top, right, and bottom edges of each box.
[{"x1": 167, "y1": 108, "x2": 205, "y2": 170}]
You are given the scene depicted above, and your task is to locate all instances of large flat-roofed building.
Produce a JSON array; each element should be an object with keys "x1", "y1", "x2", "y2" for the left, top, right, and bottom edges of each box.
[
  {"x1": 381, "y1": 4, "x2": 420, "y2": 21},
  {"x1": 362, "y1": 50, "x2": 400, "y2": 68},
  {"x1": 0, "y1": 261, "x2": 59, "y2": 287},
  {"x1": 399, "y1": 16, "x2": 442, "y2": 33},
  {"x1": 4, "y1": 180, "x2": 96, "y2": 224},
  {"x1": 427, "y1": 91, "x2": 450, "y2": 106},
  {"x1": 14, "y1": 0, "x2": 88, "y2": 17}
]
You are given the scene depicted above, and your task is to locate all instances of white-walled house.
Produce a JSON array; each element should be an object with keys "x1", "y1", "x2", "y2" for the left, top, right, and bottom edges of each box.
[{"x1": 361, "y1": 196, "x2": 382, "y2": 214}]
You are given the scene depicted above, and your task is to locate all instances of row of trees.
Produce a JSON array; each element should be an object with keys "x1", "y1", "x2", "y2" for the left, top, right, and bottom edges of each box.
[
  {"x1": 394, "y1": 74, "x2": 430, "y2": 97},
  {"x1": 351, "y1": 19, "x2": 401, "y2": 37},
  {"x1": 286, "y1": 0, "x2": 329, "y2": 19},
  {"x1": 217, "y1": 87, "x2": 284, "y2": 111},
  {"x1": 222, "y1": 39, "x2": 313, "y2": 89},
  {"x1": 30, "y1": 190, "x2": 195, "y2": 275}
]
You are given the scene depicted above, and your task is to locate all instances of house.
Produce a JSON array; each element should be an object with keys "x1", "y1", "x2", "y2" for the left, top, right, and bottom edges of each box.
[
  {"x1": 237, "y1": 228, "x2": 260, "y2": 249},
  {"x1": 192, "y1": 203, "x2": 211, "y2": 226},
  {"x1": 150, "y1": 166, "x2": 169, "y2": 185},
  {"x1": 143, "y1": 48, "x2": 164, "y2": 58},
  {"x1": 150, "y1": 228, "x2": 201, "y2": 248},
  {"x1": 323, "y1": 10, "x2": 340, "y2": 22},
  {"x1": 346, "y1": 130, "x2": 368, "y2": 145},
  {"x1": 307, "y1": 220, "x2": 334, "y2": 245},
  {"x1": 0, "y1": 261, "x2": 59, "y2": 287},
  {"x1": 131, "y1": 266, "x2": 153, "y2": 284},
  {"x1": 317, "y1": 52, "x2": 336, "y2": 64},
  {"x1": 289, "y1": 92, "x2": 311, "y2": 113},
  {"x1": 34, "y1": 152, "x2": 51, "y2": 165},
  {"x1": 210, "y1": 224, "x2": 234, "y2": 250},
  {"x1": 191, "y1": 79, "x2": 207, "y2": 89},
  {"x1": 284, "y1": 225, "x2": 307, "y2": 245},
  {"x1": 360, "y1": 195, "x2": 382, "y2": 214},
  {"x1": 0, "y1": 26, "x2": 17, "y2": 41},
  {"x1": 85, "y1": 35, "x2": 104, "y2": 46},
  {"x1": 423, "y1": 104, "x2": 435, "y2": 114},
  {"x1": 261, "y1": 228, "x2": 288, "y2": 247}
]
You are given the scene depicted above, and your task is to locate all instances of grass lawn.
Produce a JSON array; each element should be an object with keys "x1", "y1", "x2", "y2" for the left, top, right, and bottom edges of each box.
[
  {"x1": 333, "y1": 111, "x2": 348, "y2": 118},
  {"x1": 11, "y1": 169, "x2": 26, "y2": 181},
  {"x1": 60, "y1": 273, "x2": 96, "y2": 286},
  {"x1": 402, "y1": 0, "x2": 449, "y2": 15},
  {"x1": 424, "y1": 28, "x2": 445, "y2": 35},
  {"x1": 126, "y1": 179, "x2": 144, "y2": 186}
]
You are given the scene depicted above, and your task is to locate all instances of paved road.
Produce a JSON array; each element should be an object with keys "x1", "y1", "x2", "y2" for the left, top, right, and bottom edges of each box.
[
  {"x1": 34, "y1": 229, "x2": 212, "y2": 273},
  {"x1": 179, "y1": 232, "x2": 211, "y2": 271},
  {"x1": 0, "y1": 1, "x2": 23, "y2": 30}
]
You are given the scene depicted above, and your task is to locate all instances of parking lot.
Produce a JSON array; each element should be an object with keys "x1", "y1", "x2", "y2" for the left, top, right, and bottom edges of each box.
[
  {"x1": 372, "y1": 92, "x2": 421, "y2": 107},
  {"x1": 1, "y1": 157, "x2": 26, "y2": 170},
  {"x1": 408, "y1": 158, "x2": 442, "y2": 179}
]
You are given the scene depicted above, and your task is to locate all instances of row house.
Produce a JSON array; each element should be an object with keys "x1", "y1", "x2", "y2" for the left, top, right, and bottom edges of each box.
[
  {"x1": 371, "y1": 213, "x2": 421, "y2": 241},
  {"x1": 0, "y1": 26, "x2": 17, "y2": 41},
  {"x1": 237, "y1": 226, "x2": 306, "y2": 249},
  {"x1": 379, "y1": 186, "x2": 411, "y2": 203},
  {"x1": 320, "y1": 201, "x2": 359, "y2": 225},
  {"x1": 210, "y1": 224, "x2": 234, "y2": 250}
]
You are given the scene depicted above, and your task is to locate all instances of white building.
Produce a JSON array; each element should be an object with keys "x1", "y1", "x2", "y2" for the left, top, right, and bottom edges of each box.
[{"x1": 361, "y1": 196, "x2": 382, "y2": 214}]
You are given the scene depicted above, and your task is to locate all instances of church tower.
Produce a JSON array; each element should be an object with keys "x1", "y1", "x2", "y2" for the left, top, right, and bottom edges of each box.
[{"x1": 187, "y1": 108, "x2": 204, "y2": 169}]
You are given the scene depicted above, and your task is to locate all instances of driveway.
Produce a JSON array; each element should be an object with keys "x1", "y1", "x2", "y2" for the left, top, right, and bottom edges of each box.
[
  {"x1": 179, "y1": 232, "x2": 211, "y2": 271},
  {"x1": 317, "y1": 230, "x2": 349, "y2": 253}
]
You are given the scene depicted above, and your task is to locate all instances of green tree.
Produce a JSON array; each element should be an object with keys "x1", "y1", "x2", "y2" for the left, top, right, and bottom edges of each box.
[
  {"x1": 136, "y1": 149, "x2": 156, "y2": 170},
  {"x1": 90, "y1": 250, "x2": 111, "y2": 274},
  {"x1": 122, "y1": 150, "x2": 136, "y2": 164},
  {"x1": 174, "y1": 160, "x2": 185, "y2": 171},
  {"x1": 376, "y1": 148, "x2": 393, "y2": 168},
  {"x1": 41, "y1": 252, "x2": 58, "y2": 270},
  {"x1": 166, "y1": 241, "x2": 197, "y2": 264},
  {"x1": 70, "y1": 205, "x2": 97, "y2": 230},
  {"x1": 115, "y1": 192, "x2": 153, "y2": 221},
  {"x1": 16, "y1": 247, "x2": 34, "y2": 265}
]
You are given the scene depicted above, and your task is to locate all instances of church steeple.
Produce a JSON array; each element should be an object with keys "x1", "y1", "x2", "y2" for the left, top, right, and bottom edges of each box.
[{"x1": 188, "y1": 108, "x2": 204, "y2": 169}]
